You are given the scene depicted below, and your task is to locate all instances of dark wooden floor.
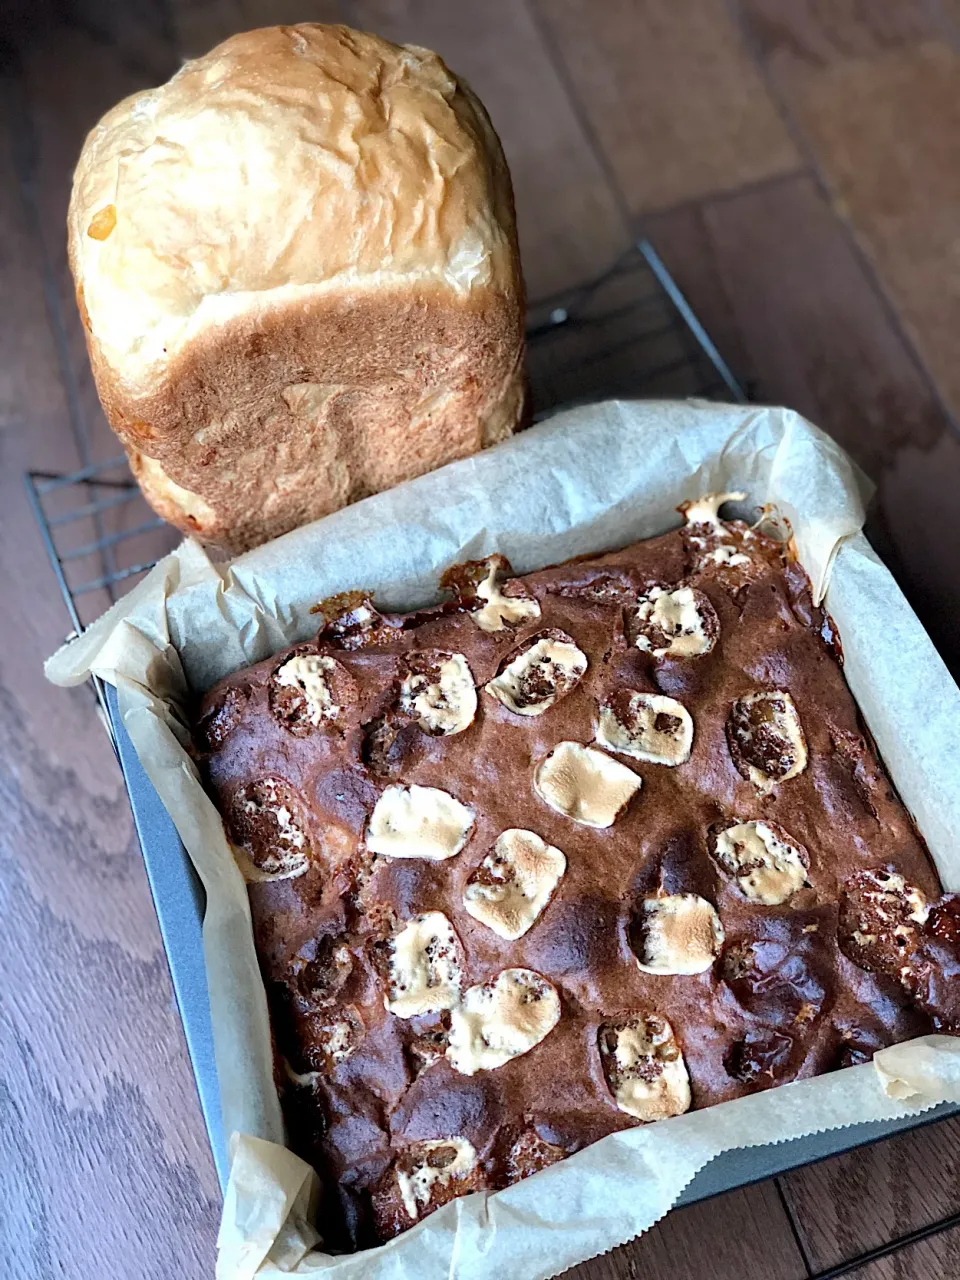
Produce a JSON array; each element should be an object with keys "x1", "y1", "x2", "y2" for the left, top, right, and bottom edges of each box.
[{"x1": 2, "y1": 2, "x2": 960, "y2": 1278}]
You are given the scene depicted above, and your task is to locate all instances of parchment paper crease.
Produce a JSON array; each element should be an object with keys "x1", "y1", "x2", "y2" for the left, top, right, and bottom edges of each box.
[{"x1": 46, "y1": 400, "x2": 960, "y2": 1280}]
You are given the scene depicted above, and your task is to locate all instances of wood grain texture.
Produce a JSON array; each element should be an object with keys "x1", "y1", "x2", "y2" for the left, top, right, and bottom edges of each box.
[
  {"x1": 645, "y1": 175, "x2": 960, "y2": 672},
  {"x1": 850, "y1": 1225, "x2": 960, "y2": 1279},
  {"x1": 780, "y1": 1113, "x2": 960, "y2": 1270},
  {"x1": 737, "y1": 5, "x2": 960, "y2": 426},
  {"x1": 568, "y1": 1183, "x2": 807, "y2": 1280},
  {"x1": 738, "y1": 0, "x2": 941, "y2": 67},
  {"x1": 171, "y1": 0, "x2": 344, "y2": 58},
  {"x1": 533, "y1": 0, "x2": 801, "y2": 214},
  {"x1": 645, "y1": 175, "x2": 945, "y2": 468},
  {"x1": 347, "y1": 0, "x2": 630, "y2": 300},
  {"x1": 0, "y1": 62, "x2": 220, "y2": 1280}
]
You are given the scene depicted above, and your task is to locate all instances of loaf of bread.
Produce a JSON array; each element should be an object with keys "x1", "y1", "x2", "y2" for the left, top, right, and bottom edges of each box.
[
  {"x1": 68, "y1": 24, "x2": 525, "y2": 553},
  {"x1": 195, "y1": 497, "x2": 959, "y2": 1249}
]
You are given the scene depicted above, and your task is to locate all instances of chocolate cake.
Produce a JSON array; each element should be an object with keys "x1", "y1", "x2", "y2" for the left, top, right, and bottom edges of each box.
[{"x1": 194, "y1": 495, "x2": 959, "y2": 1250}]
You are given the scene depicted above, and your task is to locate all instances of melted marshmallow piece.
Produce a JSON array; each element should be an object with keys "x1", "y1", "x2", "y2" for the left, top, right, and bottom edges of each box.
[
  {"x1": 198, "y1": 685, "x2": 247, "y2": 750},
  {"x1": 286, "y1": 1009, "x2": 363, "y2": 1075},
  {"x1": 634, "y1": 586, "x2": 719, "y2": 659},
  {"x1": 399, "y1": 652, "x2": 477, "y2": 735},
  {"x1": 714, "y1": 821, "x2": 809, "y2": 905},
  {"x1": 231, "y1": 777, "x2": 309, "y2": 879},
  {"x1": 366, "y1": 785, "x2": 474, "y2": 860},
  {"x1": 447, "y1": 968, "x2": 560, "y2": 1075},
  {"x1": 880, "y1": 871, "x2": 928, "y2": 923},
  {"x1": 599, "y1": 1014, "x2": 691, "y2": 1121},
  {"x1": 463, "y1": 829, "x2": 567, "y2": 940},
  {"x1": 633, "y1": 894, "x2": 725, "y2": 974},
  {"x1": 534, "y1": 741, "x2": 642, "y2": 828},
  {"x1": 283, "y1": 1060, "x2": 322, "y2": 1089},
  {"x1": 681, "y1": 491, "x2": 748, "y2": 527},
  {"x1": 273, "y1": 653, "x2": 342, "y2": 725},
  {"x1": 506, "y1": 1129, "x2": 565, "y2": 1180},
  {"x1": 727, "y1": 690, "x2": 808, "y2": 792},
  {"x1": 396, "y1": 1138, "x2": 478, "y2": 1221},
  {"x1": 385, "y1": 912, "x2": 463, "y2": 1017},
  {"x1": 705, "y1": 545, "x2": 751, "y2": 567},
  {"x1": 312, "y1": 1014, "x2": 362, "y2": 1068},
  {"x1": 485, "y1": 633, "x2": 588, "y2": 716},
  {"x1": 839, "y1": 869, "x2": 930, "y2": 982},
  {"x1": 471, "y1": 559, "x2": 542, "y2": 632},
  {"x1": 231, "y1": 842, "x2": 308, "y2": 883},
  {"x1": 596, "y1": 692, "x2": 694, "y2": 766},
  {"x1": 681, "y1": 491, "x2": 756, "y2": 570}
]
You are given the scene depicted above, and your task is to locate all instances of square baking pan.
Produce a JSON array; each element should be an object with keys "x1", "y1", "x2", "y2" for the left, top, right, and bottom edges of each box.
[
  {"x1": 33, "y1": 247, "x2": 960, "y2": 1257},
  {"x1": 105, "y1": 677, "x2": 960, "y2": 1205}
]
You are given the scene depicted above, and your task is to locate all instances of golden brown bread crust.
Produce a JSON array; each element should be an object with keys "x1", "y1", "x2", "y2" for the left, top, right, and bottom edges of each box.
[
  {"x1": 68, "y1": 24, "x2": 525, "y2": 553},
  {"x1": 195, "y1": 511, "x2": 958, "y2": 1249}
]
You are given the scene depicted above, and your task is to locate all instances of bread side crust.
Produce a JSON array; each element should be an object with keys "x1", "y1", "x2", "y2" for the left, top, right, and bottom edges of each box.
[{"x1": 97, "y1": 283, "x2": 523, "y2": 552}]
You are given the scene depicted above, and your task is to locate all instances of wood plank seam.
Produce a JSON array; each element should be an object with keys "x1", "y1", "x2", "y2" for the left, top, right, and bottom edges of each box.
[
  {"x1": 526, "y1": 0, "x2": 808, "y2": 261},
  {"x1": 638, "y1": 169, "x2": 806, "y2": 229},
  {"x1": 523, "y1": 0, "x2": 640, "y2": 245},
  {"x1": 807, "y1": 1206, "x2": 960, "y2": 1279},
  {"x1": 723, "y1": 0, "x2": 960, "y2": 446},
  {"x1": 775, "y1": 1177, "x2": 816, "y2": 1277}
]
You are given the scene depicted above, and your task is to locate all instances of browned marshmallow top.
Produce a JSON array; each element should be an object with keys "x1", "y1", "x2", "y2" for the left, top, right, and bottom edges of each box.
[{"x1": 195, "y1": 505, "x2": 957, "y2": 1250}]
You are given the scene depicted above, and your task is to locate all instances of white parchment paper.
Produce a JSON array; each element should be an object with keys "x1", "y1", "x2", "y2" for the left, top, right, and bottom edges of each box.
[{"x1": 46, "y1": 400, "x2": 960, "y2": 1280}]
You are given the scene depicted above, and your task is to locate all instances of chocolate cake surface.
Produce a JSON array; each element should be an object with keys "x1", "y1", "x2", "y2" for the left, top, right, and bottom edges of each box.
[{"x1": 195, "y1": 497, "x2": 958, "y2": 1250}]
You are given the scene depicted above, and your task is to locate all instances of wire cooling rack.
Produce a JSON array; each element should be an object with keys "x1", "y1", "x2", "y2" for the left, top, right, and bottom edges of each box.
[{"x1": 527, "y1": 240, "x2": 743, "y2": 416}]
